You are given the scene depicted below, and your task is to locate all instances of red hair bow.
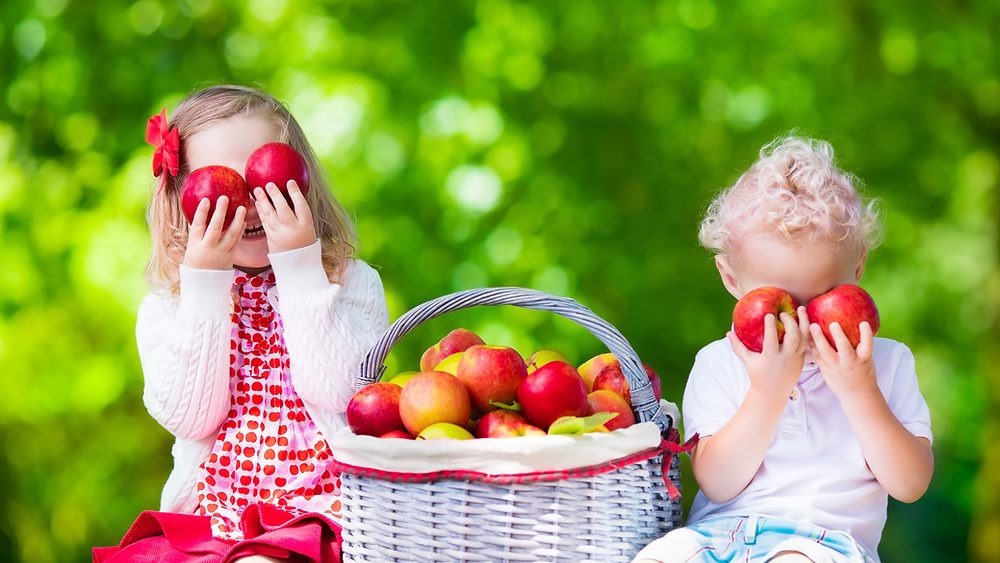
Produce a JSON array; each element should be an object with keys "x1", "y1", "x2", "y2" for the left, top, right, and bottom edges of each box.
[{"x1": 146, "y1": 107, "x2": 179, "y2": 192}]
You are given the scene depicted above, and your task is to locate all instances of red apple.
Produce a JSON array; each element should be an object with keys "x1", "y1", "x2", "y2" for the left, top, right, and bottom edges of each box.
[
  {"x1": 420, "y1": 329, "x2": 485, "y2": 372},
  {"x1": 379, "y1": 430, "x2": 415, "y2": 439},
  {"x1": 244, "y1": 142, "x2": 310, "y2": 198},
  {"x1": 456, "y1": 345, "x2": 528, "y2": 413},
  {"x1": 586, "y1": 390, "x2": 636, "y2": 431},
  {"x1": 592, "y1": 363, "x2": 662, "y2": 403},
  {"x1": 806, "y1": 284, "x2": 880, "y2": 350},
  {"x1": 399, "y1": 371, "x2": 472, "y2": 435},
  {"x1": 516, "y1": 361, "x2": 590, "y2": 430},
  {"x1": 474, "y1": 410, "x2": 545, "y2": 438},
  {"x1": 733, "y1": 286, "x2": 801, "y2": 353},
  {"x1": 345, "y1": 382, "x2": 405, "y2": 437},
  {"x1": 181, "y1": 165, "x2": 252, "y2": 229},
  {"x1": 577, "y1": 353, "x2": 618, "y2": 391}
]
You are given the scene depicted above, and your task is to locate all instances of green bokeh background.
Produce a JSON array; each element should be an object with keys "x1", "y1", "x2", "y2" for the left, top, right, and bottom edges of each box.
[{"x1": 1, "y1": 0, "x2": 997, "y2": 561}]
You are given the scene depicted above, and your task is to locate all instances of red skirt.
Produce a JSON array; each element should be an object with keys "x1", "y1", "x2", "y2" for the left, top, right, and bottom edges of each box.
[{"x1": 93, "y1": 503, "x2": 341, "y2": 562}]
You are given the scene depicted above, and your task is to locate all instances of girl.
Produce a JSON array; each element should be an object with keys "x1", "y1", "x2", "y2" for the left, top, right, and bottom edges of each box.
[
  {"x1": 633, "y1": 136, "x2": 933, "y2": 562},
  {"x1": 95, "y1": 85, "x2": 389, "y2": 562}
]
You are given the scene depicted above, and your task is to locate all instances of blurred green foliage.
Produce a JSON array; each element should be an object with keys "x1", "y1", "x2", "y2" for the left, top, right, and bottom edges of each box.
[{"x1": 1, "y1": 0, "x2": 997, "y2": 561}]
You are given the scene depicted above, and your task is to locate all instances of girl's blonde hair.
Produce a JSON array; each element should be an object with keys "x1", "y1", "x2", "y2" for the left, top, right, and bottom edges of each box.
[
  {"x1": 699, "y1": 134, "x2": 881, "y2": 256},
  {"x1": 146, "y1": 84, "x2": 356, "y2": 293}
]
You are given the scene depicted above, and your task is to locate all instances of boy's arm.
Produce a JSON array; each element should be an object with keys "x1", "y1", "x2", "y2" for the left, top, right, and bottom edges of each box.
[
  {"x1": 810, "y1": 322, "x2": 934, "y2": 502},
  {"x1": 693, "y1": 309, "x2": 811, "y2": 503}
]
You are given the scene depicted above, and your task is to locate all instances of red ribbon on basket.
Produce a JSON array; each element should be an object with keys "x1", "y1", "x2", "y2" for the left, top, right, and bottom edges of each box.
[{"x1": 660, "y1": 431, "x2": 699, "y2": 501}]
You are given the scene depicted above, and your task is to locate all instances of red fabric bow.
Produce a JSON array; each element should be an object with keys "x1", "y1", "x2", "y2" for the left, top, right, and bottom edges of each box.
[{"x1": 146, "y1": 107, "x2": 179, "y2": 192}]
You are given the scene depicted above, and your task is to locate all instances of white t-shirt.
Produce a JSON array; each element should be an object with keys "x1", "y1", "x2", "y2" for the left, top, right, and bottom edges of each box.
[{"x1": 683, "y1": 337, "x2": 933, "y2": 560}]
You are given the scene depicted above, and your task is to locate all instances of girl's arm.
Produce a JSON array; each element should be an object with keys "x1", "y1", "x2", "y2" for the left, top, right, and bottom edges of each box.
[
  {"x1": 271, "y1": 242, "x2": 389, "y2": 418},
  {"x1": 810, "y1": 323, "x2": 934, "y2": 502},
  {"x1": 137, "y1": 266, "x2": 234, "y2": 440}
]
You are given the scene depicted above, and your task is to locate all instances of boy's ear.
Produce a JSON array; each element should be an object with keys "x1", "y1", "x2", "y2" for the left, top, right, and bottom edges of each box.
[
  {"x1": 715, "y1": 255, "x2": 742, "y2": 300},
  {"x1": 854, "y1": 249, "x2": 868, "y2": 282}
]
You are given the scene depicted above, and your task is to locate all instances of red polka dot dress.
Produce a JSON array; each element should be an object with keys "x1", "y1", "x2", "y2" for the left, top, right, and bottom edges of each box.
[{"x1": 195, "y1": 271, "x2": 343, "y2": 539}]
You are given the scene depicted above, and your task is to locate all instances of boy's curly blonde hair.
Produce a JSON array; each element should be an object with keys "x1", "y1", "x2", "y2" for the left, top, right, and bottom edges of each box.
[
  {"x1": 146, "y1": 85, "x2": 357, "y2": 294},
  {"x1": 699, "y1": 135, "x2": 881, "y2": 257}
]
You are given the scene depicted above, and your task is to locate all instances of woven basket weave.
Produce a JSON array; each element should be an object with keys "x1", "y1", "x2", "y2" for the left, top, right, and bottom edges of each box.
[{"x1": 334, "y1": 287, "x2": 682, "y2": 562}]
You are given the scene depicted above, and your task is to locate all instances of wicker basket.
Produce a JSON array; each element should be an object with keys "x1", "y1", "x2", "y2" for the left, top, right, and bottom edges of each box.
[{"x1": 332, "y1": 287, "x2": 683, "y2": 562}]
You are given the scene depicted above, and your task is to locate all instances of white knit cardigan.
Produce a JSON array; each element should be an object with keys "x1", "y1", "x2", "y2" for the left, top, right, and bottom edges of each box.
[{"x1": 136, "y1": 240, "x2": 389, "y2": 513}]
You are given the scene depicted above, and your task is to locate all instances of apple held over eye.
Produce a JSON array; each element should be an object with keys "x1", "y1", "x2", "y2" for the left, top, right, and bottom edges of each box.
[
  {"x1": 578, "y1": 352, "x2": 618, "y2": 391},
  {"x1": 420, "y1": 329, "x2": 485, "y2": 372},
  {"x1": 181, "y1": 165, "x2": 252, "y2": 229},
  {"x1": 592, "y1": 363, "x2": 662, "y2": 404},
  {"x1": 456, "y1": 345, "x2": 528, "y2": 413},
  {"x1": 733, "y1": 286, "x2": 801, "y2": 353},
  {"x1": 244, "y1": 142, "x2": 310, "y2": 198},
  {"x1": 474, "y1": 410, "x2": 545, "y2": 438},
  {"x1": 345, "y1": 382, "x2": 405, "y2": 437},
  {"x1": 516, "y1": 361, "x2": 590, "y2": 430},
  {"x1": 586, "y1": 390, "x2": 636, "y2": 432},
  {"x1": 806, "y1": 284, "x2": 880, "y2": 350},
  {"x1": 399, "y1": 371, "x2": 472, "y2": 435}
]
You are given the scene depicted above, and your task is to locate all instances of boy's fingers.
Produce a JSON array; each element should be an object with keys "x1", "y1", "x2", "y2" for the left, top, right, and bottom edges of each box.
[
  {"x1": 857, "y1": 322, "x2": 874, "y2": 360},
  {"x1": 779, "y1": 312, "x2": 799, "y2": 349},
  {"x1": 727, "y1": 331, "x2": 752, "y2": 363},
  {"x1": 762, "y1": 313, "x2": 778, "y2": 352},
  {"x1": 809, "y1": 323, "x2": 836, "y2": 362},
  {"x1": 829, "y1": 322, "x2": 854, "y2": 357}
]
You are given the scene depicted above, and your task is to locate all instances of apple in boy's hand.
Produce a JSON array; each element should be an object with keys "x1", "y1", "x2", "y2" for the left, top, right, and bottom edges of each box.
[
  {"x1": 526, "y1": 350, "x2": 568, "y2": 374},
  {"x1": 806, "y1": 284, "x2": 880, "y2": 350},
  {"x1": 475, "y1": 410, "x2": 546, "y2": 438},
  {"x1": 733, "y1": 286, "x2": 801, "y2": 353},
  {"x1": 577, "y1": 353, "x2": 618, "y2": 391},
  {"x1": 516, "y1": 361, "x2": 590, "y2": 430},
  {"x1": 420, "y1": 329, "x2": 485, "y2": 372},
  {"x1": 591, "y1": 363, "x2": 662, "y2": 404},
  {"x1": 181, "y1": 165, "x2": 252, "y2": 229},
  {"x1": 456, "y1": 345, "x2": 528, "y2": 413},
  {"x1": 345, "y1": 382, "x2": 405, "y2": 437},
  {"x1": 244, "y1": 142, "x2": 310, "y2": 198},
  {"x1": 416, "y1": 422, "x2": 475, "y2": 440},
  {"x1": 586, "y1": 390, "x2": 636, "y2": 431},
  {"x1": 399, "y1": 371, "x2": 472, "y2": 435}
]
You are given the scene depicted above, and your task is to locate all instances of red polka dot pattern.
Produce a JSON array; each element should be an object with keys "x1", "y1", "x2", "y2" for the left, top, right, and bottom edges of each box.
[{"x1": 194, "y1": 271, "x2": 342, "y2": 539}]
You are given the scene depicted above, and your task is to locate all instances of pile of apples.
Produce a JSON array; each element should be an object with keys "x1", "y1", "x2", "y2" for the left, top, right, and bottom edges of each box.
[
  {"x1": 346, "y1": 329, "x2": 663, "y2": 440},
  {"x1": 181, "y1": 142, "x2": 310, "y2": 228}
]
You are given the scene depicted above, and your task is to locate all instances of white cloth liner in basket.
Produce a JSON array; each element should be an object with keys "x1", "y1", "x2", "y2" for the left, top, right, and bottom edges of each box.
[{"x1": 329, "y1": 400, "x2": 679, "y2": 475}]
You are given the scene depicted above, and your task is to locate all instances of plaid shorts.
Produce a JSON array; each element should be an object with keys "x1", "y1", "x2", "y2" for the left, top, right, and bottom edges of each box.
[{"x1": 632, "y1": 514, "x2": 874, "y2": 563}]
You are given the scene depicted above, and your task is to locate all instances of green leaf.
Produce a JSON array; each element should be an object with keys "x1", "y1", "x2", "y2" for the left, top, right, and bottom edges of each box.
[
  {"x1": 489, "y1": 400, "x2": 522, "y2": 411},
  {"x1": 547, "y1": 412, "x2": 618, "y2": 435}
]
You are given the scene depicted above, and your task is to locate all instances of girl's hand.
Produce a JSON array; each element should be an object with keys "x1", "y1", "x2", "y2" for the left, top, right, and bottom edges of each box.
[
  {"x1": 182, "y1": 196, "x2": 247, "y2": 270},
  {"x1": 810, "y1": 321, "x2": 878, "y2": 401},
  {"x1": 253, "y1": 180, "x2": 317, "y2": 253},
  {"x1": 728, "y1": 306, "x2": 810, "y2": 400}
]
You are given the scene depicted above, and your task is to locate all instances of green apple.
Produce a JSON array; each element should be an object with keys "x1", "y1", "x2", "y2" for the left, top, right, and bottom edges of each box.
[
  {"x1": 526, "y1": 349, "x2": 568, "y2": 374},
  {"x1": 416, "y1": 422, "x2": 474, "y2": 440},
  {"x1": 433, "y1": 352, "x2": 464, "y2": 376},
  {"x1": 388, "y1": 371, "x2": 418, "y2": 387}
]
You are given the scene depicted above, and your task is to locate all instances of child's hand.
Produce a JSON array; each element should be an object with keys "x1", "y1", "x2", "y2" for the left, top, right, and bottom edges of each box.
[
  {"x1": 253, "y1": 180, "x2": 317, "y2": 254},
  {"x1": 810, "y1": 321, "x2": 878, "y2": 400},
  {"x1": 182, "y1": 196, "x2": 247, "y2": 270},
  {"x1": 728, "y1": 306, "x2": 810, "y2": 400}
]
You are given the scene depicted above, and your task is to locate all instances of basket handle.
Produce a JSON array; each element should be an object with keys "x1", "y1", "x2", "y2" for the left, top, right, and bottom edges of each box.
[{"x1": 356, "y1": 287, "x2": 672, "y2": 434}]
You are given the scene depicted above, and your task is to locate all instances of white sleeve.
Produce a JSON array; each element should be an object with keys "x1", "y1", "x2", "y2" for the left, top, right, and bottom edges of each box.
[
  {"x1": 137, "y1": 267, "x2": 234, "y2": 441},
  {"x1": 269, "y1": 242, "x2": 390, "y2": 418},
  {"x1": 681, "y1": 341, "x2": 746, "y2": 441},
  {"x1": 881, "y1": 341, "x2": 933, "y2": 444}
]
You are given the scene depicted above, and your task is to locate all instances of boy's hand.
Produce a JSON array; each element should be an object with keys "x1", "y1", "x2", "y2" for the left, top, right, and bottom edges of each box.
[
  {"x1": 253, "y1": 180, "x2": 317, "y2": 253},
  {"x1": 728, "y1": 306, "x2": 810, "y2": 400},
  {"x1": 182, "y1": 196, "x2": 247, "y2": 270},
  {"x1": 810, "y1": 321, "x2": 878, "y2": 400}
]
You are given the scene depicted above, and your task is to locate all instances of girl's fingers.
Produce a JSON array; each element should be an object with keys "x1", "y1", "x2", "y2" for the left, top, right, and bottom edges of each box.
[
  {"x1": 266, "y1": 182, "x2": 295, "y2": 222},
  {"x1": 221, "y1": 206, "x2": 247, "y2": 249},
  {"x1": 189, "y1": 198, "x2": 211, "y2": 239},
  {"x1": 857, "y1": 321, "x2": 875, "y2": 361},
  {"x1": 287, "y1": 180, "x2": 313, "y2": 224},
  {"x1": 254, "y1": 187, "x2": 278, "y2": 230},
  {"x1": 205, "y1": 196, "x2": 229, "y2": 239}
]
